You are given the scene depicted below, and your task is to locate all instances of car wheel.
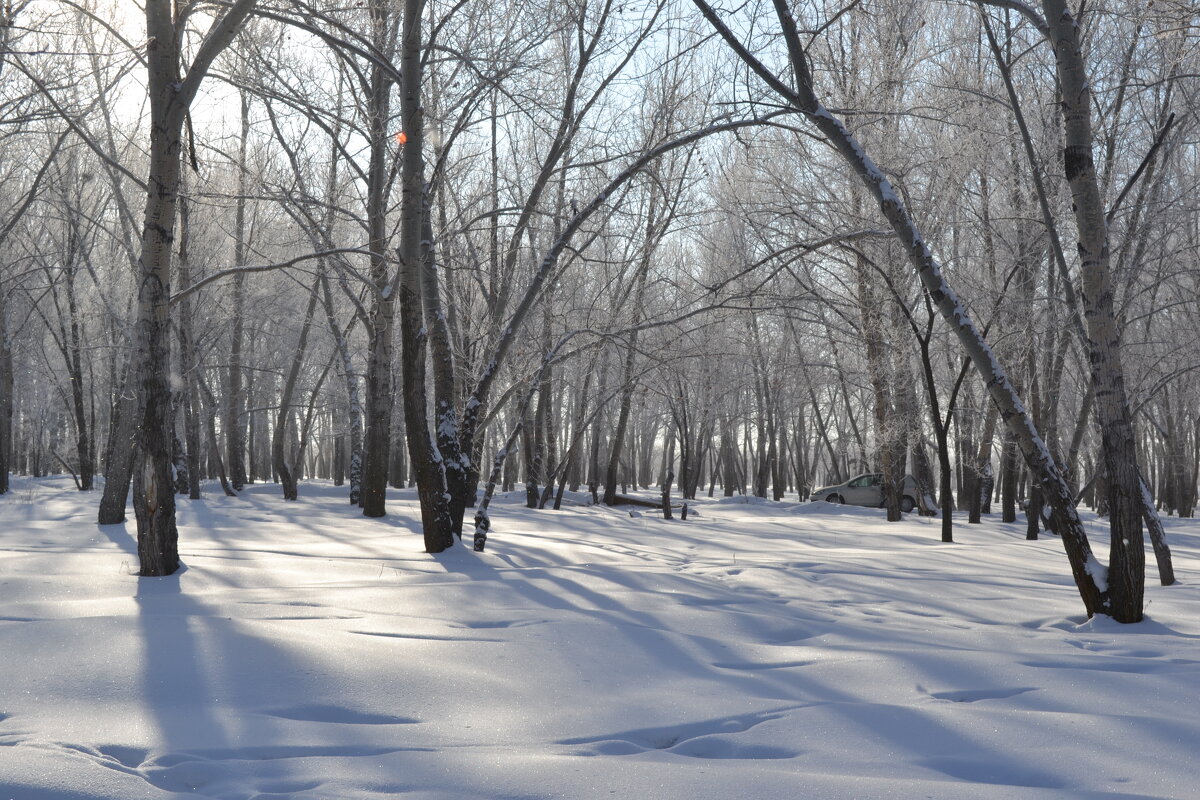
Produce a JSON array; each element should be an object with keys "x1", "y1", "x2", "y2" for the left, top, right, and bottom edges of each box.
[
  {"x1": 825, "y1": 493, "x2": 844, "y2": 504},
  {"x1": 900, "y1": 496, "x2": 916, "y2": 513}
]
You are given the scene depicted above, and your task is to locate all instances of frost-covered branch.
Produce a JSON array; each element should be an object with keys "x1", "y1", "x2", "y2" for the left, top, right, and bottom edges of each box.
[{"x1": 459, "y1": 109, "x2": 798, "y2": 453}]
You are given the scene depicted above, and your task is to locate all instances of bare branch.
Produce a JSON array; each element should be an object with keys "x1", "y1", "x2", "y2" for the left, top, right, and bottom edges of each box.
[
  {"x1": 176, "y1": 0, "x2": 258, "y2": 111},
  {"x1": 169, "y1": 248, "x2": 377, "y2": 305},
  {"x1": 971, "y1": 0, "x2": 1050, "y2": 37}
]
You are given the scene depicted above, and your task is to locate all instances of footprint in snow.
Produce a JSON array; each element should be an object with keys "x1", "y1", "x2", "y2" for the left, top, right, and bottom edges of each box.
[
  {"x1": 929, "y1": 687, "x2": 1037, "y2": 703},
  {"x1": 451, "y1": 618, "x2": 547, "y2": 630},
  {"x1": 712, "y1": 659, "x2": 815, "y2": 671},
  {"x1": 559, "y1": 705, "x2": 805, "y2": 759},
  {"x1": 97, "y1": 745, "x2": 148, "y2": 769}
]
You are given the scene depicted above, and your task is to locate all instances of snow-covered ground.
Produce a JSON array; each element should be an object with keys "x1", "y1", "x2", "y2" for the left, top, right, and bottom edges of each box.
[{"x1": 2, "y1": 476, "x2": 1198, "y2": 799}]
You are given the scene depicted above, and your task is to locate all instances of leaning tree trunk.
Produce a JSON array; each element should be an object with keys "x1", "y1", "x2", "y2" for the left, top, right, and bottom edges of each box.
[
  {"x1": 694, "y1": 0, "x2": 1112, "y2": 616},
  {"x1": 473, "y1": 336, "x2": 571, "y2": 551}
]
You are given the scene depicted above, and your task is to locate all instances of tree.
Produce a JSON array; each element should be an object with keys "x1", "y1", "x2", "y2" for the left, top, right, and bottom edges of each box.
[
  {"x1": 395, "y1": 0, "x2": 456, "y2": 549},
  {"x1": 131, "y1": 0, "x2": 256, "y2": 576},
  {"x1": 976, "y1": 0, "x2": 1166, "y2": 617},
  {"x1": 0, "y1": 0, "x2": 59, "y2": 494},
  {"x1": 692, "y1": 0, "x2": 1132, "y2": 620}
]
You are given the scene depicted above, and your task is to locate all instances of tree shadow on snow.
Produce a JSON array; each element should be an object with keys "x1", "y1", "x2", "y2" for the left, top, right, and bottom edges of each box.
[
  {"x1": 132, "y1": 563, "x2": 338, "y2": 789},
  {"x1": 135, "y1": 566, "x2": 230, "y2": 755},
  {"x1": 95, "y1": 521, "x2": 138, "y2": 558}
]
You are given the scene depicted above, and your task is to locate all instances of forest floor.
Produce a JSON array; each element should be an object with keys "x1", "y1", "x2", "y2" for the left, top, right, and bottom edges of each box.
[{"x1": 1, "y1": 475, "x2": 1198, "y2": 799}]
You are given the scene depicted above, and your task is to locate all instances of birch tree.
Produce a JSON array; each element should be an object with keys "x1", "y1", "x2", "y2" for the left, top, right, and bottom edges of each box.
[
  {"x1": 131, "y1": 0, "x2": 256, "y2": 576},
  {"x1": 691, "y1": 0, "x2": 1135, "y2": 620}
]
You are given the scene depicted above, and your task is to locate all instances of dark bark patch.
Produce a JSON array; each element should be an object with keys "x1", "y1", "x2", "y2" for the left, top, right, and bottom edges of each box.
[{"x1": 1063, "y1": 146, "x2": 1094, "y2": 182}]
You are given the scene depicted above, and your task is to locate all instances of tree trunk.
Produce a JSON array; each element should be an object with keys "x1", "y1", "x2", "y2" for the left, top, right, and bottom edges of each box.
[
  {"x1": 0, "y1": 294, "x2": 11, "y2": 494},
  {"x1": 604, "y1": 230, "x2": 653, "y2": 506},
  {"x1": 853, "y1": 246, "x2": 902, "y2": 521},
  {"x1": 246, "y1": 350, "x2": 259, "y2": 482},
  {"x1": 226, "y1": 89, "x2": 250, "y2": 491},
  {"x1": 472, "y1": 339, "x2": 569, "y2": 551},
  {"x1": 63, "y1": 258, "x2": 92, "y2": 491},
  {"x1": 132, "y1": 1, "x2": 187, "y2": 575},
  {"x1": 1000, "y1": 430, "x2": 1019, "y2": 523},
  {"x1": 396, "y1": 0, "x2": 454, "y2": 549},
  {"x1": 333, "y1": 432, "x2": 346, "y2": 485},
  {"x1": 131, "y1": 0, "x2": 255, "y2": 574},
  {"x1": 318, "y1": 274, "x2": 363, "y2": 504},
  {"x1": 603, "y1": 356, "x2": 639, "y2": 505},
  {"x1": 272, "y1": 283, "x2": 319, "y2": 500},
  {"x1": 1043, "y1": 0, "x2": 1146, "y2": 622},
  {"x1": 197, "y1": 376, "x2": 236, "y2": 497},
  {"x1": 389, "y1": 421, "x2": 407, "y2": 489},
  {"x1": 1141, "y1": 477, "x2": 1175, "y2": 586},
  {"x1": 98, "y1": 365, "x2": 137, "y2": 523},
  {"x1": 662, "y1": 469, "x2": 674, "y2": 520},
  {"x1": 970, "y1": 404, "x2": 997, "y2": 523},
  {"x1": 176, "y1": 167, "x2": 202, "y2": 500},
  {"x1": 422, "y1": 206, "x2": 468, "y2": 532},
  {"x1": 359, "y1": 1, "x2": 398, "y2": 519},
  {"x1": 522, "y1": 397, "x2": 539, "y2": 508}
]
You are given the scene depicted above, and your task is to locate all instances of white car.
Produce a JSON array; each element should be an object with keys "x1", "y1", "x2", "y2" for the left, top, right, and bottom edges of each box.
[{"x1": 810, "y1": 473, "x2": 920, "y2": 513}]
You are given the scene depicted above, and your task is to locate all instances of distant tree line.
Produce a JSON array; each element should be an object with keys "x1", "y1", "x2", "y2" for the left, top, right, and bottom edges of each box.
[{"x1": 0, "y1": 0, "x2": 1196, "y2": 622}]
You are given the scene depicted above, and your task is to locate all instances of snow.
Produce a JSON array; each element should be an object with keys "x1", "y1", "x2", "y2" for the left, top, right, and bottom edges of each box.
[
  {"x1": 436, "y1": 414, "x2": 458, "y2": 438},
  {"x1": 3, "y1": 476, "x2": 1199, "y2": 799},
  {"x1": 1085, "y1": 552, "x2": 1110, "y2": 593}
]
